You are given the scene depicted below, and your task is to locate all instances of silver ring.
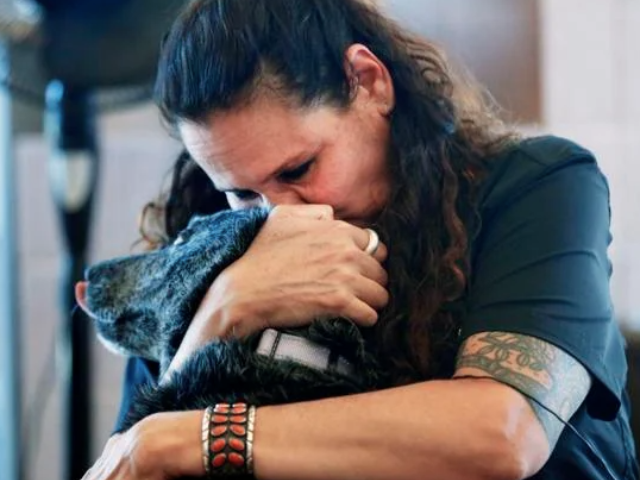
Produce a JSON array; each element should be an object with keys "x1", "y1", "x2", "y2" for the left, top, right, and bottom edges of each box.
[{"x1": 363, "y1": 228, "x2": 380, "y2": 256}]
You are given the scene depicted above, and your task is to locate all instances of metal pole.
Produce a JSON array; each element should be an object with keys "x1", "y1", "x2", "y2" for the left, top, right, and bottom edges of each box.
[
  {"x1": 45, "y1": 81, "x2": 98, "y2": 480},
  {"x1": 0, "y1": 42, "x2": 23, "y2": 480}
]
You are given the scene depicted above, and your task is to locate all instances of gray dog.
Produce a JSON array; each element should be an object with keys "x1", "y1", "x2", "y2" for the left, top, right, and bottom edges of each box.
[{"x1": 83, "y1": 207, "x2": 384, "y2": 436}]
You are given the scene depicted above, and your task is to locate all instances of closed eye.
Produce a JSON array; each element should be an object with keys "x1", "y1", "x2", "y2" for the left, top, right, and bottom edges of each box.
[
  {"x1": 278, "y1": 159, "x2": 314, "y2": 183},
  {"x1": 231, "y1": 190, "x2": 259, "y2": 201}
]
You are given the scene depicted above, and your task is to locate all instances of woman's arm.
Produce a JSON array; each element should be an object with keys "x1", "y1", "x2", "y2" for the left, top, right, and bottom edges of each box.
[
  {"x1": 252, "y1": 330, "x2": 591, "y2": 480},
  {"x1": 252, "y1": 376, "x2": 544, "y2": 480},
  {"x1": 84, "y1": 380, "x2": 541, "y2": 480},
  {"x1": 83, "y1": 205, "x2": 590, "y2": 480},
  {"x1": 84, "y1": 330, "x2": 589, "y2": 480},
  {"x1": 100, "y1": 377, "x2": 544, "y2": 480}
]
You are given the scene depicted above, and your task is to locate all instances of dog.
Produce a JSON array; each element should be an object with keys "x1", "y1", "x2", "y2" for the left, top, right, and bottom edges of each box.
[{"x1": 83, "y1": 207, "x2": 384, "y2": 436}]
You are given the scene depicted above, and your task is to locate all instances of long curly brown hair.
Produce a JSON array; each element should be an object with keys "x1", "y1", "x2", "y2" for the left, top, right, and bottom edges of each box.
[{"x1": 143, "y1": 0, "x2": 519, "y2": 383}]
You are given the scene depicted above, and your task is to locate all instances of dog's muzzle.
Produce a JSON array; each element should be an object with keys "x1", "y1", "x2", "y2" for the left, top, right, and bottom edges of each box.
[{"x1": 256, "y1": 329, "x2": 354, "y2": 378}]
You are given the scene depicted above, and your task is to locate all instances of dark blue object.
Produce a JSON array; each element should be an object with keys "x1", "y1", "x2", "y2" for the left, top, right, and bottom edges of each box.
[
  {"x1": 40, "y1": 0, "x2": 184, "y2": 88},
  {"x1": 34, "y1": 0, "x2": 130, "y2": 14}
]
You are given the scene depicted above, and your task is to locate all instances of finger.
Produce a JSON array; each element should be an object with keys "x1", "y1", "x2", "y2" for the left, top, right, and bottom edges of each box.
[
  {"x1": 350, "y1": 276, "x2": 390, "y2": 311},
  {"x1": 318, "y1": 282, "x2": 387, "y2": 327},
  {"x1": 355, "y1": 255, "x2": 389, "y2": 287},
  {"x1": 352, "y1": 228, "x2": 388, "y2": 263},
  {"x1": 336, "y1": 296, "x2": 380, "y2": 327},
  {"x1": 81, "y1": 435, "x2": 121, "y2": 480},
  {"x1": 271, "y1": 204, "x2": 334, "y2": 220},
  {"x1": 371, "y1": 241, "x2": 388, "y2": 263},
  {"x1": 105, "y1": 433, "x2": 122, "y2": 449},
  {"x1": 80, "y1": 460, "x2": 103, "y2": 480}
]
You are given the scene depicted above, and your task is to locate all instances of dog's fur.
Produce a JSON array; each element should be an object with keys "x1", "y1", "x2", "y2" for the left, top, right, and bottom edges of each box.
[{"x1": 85, "y1": 208, "x2": 385, "y2": 444}]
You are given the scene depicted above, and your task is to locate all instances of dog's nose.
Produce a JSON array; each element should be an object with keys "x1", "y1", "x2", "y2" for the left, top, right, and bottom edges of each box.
[{"x1": 75, "y1": 281, "x2": 93, "y2": 317}]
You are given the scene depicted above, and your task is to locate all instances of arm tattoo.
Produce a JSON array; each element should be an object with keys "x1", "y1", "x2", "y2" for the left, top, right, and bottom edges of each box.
[{"x1": 455, "y1": 331, "x2": 591, "y2": 449}]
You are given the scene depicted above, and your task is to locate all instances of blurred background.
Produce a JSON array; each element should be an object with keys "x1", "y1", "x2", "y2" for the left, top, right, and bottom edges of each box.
[{"x1": 0, "y1": 0, "x2": 639, "y2": 479}]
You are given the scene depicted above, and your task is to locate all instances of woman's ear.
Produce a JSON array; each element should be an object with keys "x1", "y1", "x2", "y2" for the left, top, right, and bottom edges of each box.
[{"x1": 344, "y1": 43, "x2": 395, "y2": 116}]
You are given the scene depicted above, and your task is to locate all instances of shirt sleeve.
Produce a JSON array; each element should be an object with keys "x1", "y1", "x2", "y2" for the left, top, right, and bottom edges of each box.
[
  {"x1": 113, "y1": 356, "x2": 159, "y2": 433},
  {"x1": 462, "y1": 155, "x2": 626, "y2": 420}
]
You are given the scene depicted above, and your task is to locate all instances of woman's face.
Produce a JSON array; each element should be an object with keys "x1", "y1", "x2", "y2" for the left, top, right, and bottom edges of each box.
[{"x1": 179, "y1": 89, "x2": 392, "y2": 226}]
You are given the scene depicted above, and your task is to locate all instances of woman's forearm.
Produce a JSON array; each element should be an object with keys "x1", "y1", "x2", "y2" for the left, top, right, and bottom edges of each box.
[
  {"x1": 145, "y1": 378, "x2": 545, "y2": 480},
  {"x1": 252, "y1": 378, "x2": 546, "y2": 480}
]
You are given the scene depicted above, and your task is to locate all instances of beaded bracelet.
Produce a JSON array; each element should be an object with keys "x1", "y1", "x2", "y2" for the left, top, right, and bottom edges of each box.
[{"x1": 202, "y1": 403, "x2": 256, "y2": 477}]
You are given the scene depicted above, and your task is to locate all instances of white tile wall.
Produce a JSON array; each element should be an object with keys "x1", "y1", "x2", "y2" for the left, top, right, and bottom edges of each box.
[
  {"x1": 619, "y1": 0, "x2": 640, "y2": 122},
  {"x1": 537, "y1": 0, "x2": 640, "y2": 328},
  {"x1": 539, "y1": 0, "x2": 618, "y2": 124}
]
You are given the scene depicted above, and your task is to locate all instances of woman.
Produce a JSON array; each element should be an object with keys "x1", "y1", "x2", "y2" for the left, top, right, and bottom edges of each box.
[{"x1": 80, "y1": 0, "x2": 637, "y2": 479}]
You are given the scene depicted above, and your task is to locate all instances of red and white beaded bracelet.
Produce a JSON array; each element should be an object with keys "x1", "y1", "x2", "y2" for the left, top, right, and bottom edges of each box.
[{"x1": 202, "y1": 403, "x2": 256, "y2": 477}]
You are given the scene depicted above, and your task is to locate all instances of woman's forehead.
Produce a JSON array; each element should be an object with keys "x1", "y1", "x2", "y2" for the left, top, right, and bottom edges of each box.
[
  {"x1": 182, "y1": 98, "x2": 307, "y2": 155},
  {"x1": 179, "y1": 99, "x2": 328, "y2": 188}
]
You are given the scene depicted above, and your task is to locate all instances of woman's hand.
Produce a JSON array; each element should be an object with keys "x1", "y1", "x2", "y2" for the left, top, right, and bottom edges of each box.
[
  {"x1": 165, "y1": 204, "x2": 388, "y2": 377},
  {"x1": 218, "y1": 204, "x2": 389, "y2": 332},
  {"x1": 81, "y1": 411, "x2": 203, "y2": 480}
]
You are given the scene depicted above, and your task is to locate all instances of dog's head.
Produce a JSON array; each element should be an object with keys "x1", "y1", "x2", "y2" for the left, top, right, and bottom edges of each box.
[{"x1": 78, "y1": 208, "x2": 269, "y2": 373}]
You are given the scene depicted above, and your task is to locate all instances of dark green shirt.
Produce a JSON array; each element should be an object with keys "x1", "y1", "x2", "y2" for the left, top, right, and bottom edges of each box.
[{"x1": 462, "y1": 135, "x2": 637, "y2": 479}]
